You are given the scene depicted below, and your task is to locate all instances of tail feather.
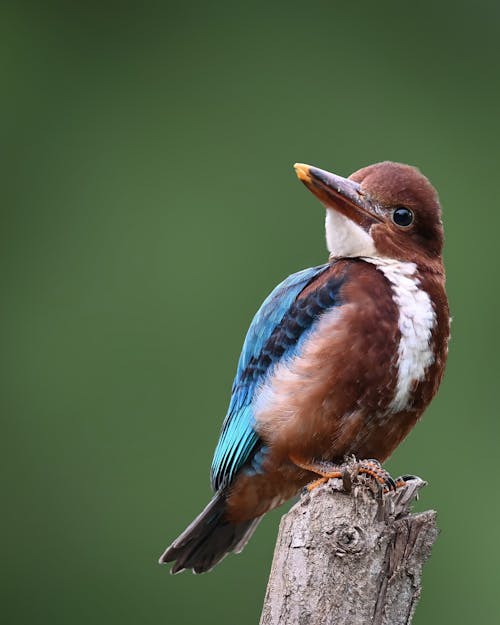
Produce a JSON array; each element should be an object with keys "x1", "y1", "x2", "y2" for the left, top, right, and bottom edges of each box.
[{"x1": 159, "y1": 491, "x2": 261, "y2": 574}]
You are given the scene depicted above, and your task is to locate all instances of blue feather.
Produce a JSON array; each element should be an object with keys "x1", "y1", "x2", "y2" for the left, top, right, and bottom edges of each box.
[{"x1": 211, "y1": 263, "x2": 344, "y2": 490}]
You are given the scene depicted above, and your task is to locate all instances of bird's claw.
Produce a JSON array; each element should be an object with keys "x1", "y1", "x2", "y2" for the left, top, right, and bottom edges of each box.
[
  {"x1": 291, "y1": 454, "x2": 416, "y2": 496},
  {"x1": 353, "y1": 459, "x2": 397, "y2": 493},
  {"x1": 393, "y1": 474, "x2": 421, "y2": 491}
]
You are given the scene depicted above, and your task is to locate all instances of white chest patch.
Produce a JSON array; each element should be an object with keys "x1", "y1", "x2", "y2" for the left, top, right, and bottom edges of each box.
[{"x1": 362, "y1": 257, "x2": 436, "y2": 412}]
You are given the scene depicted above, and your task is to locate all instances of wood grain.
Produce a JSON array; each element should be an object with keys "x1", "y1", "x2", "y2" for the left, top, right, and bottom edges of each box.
[{"x1": 259, "y1": 477, "x2": 437, "y2": 625}]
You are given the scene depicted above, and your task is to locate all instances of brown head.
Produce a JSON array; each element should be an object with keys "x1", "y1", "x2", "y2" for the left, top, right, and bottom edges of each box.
[{"x1": 294, "y1": 161, "x2": 444, "y2": 270}]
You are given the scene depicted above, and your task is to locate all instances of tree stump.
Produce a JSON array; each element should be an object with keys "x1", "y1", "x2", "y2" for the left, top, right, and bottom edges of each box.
[{"x1": 259, "y1": 477, "x2": 438, "y2": 625}]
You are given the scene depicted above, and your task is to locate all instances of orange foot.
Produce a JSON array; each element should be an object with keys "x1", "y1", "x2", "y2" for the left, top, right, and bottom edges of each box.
[{"x1": 290, "y1": 456, "x2": 400, "y2": 493}]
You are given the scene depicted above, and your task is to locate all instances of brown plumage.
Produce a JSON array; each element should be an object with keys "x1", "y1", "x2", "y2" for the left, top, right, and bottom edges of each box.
[{"x1": 160, "y1": 161, "x2": 450, "y2": 572}]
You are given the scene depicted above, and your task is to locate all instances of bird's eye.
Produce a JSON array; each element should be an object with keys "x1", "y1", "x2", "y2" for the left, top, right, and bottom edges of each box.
[{"x1": 392, "y1": 207, "x2": 414, "y2": 227}]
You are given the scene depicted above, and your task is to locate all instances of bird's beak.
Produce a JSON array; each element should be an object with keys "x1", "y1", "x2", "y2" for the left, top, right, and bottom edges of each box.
[{"x1": 294, "y1": 163, "x2": 382, "y2": 231}]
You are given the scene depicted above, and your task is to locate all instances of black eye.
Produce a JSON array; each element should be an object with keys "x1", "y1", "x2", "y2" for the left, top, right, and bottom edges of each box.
[{"x1": 392, "y1": 207, "x2": 414, "y2": 227}]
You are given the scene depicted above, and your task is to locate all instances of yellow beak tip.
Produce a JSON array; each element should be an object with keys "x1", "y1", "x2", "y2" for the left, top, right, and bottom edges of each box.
[{"x1": 294, "y1": 163, "x2": 312, "y2": 183}]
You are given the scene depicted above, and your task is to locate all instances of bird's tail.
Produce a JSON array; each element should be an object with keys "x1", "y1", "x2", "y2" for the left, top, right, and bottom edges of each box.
[{"x1": 159, "y1": 491, "x2": 261, "y2": 574}]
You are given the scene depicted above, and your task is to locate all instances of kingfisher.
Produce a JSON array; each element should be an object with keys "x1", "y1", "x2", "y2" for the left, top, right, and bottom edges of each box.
[{"x1": 159, "y1": 161, "x2": 450, "y2": 574}]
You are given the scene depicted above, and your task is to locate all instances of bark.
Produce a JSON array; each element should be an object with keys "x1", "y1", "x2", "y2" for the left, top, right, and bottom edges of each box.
[{"x1": 259, "y1": 477, "x2": 438, "y2": 625}]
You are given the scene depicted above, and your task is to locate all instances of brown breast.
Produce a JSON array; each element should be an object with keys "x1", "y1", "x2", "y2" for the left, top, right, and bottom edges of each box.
[{"x1": 227, "y1": 259, "x2": 449, "y2": 522}]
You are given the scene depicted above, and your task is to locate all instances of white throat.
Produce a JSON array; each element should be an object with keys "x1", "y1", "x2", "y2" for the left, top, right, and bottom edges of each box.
[{"x1": 325, "y1": 208, "x2": 377, "y2": 258}]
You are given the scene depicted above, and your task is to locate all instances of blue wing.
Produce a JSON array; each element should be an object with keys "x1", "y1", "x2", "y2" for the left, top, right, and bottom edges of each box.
[{"x1": 210, "y1": 263, "x2": 334, "y2": 491}]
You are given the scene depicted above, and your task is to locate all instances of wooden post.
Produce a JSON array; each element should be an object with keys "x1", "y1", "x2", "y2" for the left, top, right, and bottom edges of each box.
[{"x1": 259, "y1": 478, "x2": 438, "y2": 625}]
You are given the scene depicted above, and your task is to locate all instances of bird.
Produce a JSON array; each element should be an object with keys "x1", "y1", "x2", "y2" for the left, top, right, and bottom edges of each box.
[{"x1": 159, "y1": 160, "x2": 450, "y2": 574}]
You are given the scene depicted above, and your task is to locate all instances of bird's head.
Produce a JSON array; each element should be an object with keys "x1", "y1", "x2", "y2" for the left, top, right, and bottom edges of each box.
[{"x1": 294, "y1": 161, "x2": 443, "y2": 267}]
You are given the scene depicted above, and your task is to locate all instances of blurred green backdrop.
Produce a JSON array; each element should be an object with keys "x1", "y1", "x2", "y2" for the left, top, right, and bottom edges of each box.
[{"x1": 2, "y1": 1, "x2": 499, "y2": 623}]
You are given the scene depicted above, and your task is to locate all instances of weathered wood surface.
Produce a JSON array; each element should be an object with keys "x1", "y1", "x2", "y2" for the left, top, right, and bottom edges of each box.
[{"x1": 259, "y1": 477, "x2": 438, "y2": 625}]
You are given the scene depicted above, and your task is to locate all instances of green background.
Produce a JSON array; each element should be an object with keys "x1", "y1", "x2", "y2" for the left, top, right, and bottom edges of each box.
[{"x1": 3, "y1": 1, "x2": 499, "y2": 623}]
